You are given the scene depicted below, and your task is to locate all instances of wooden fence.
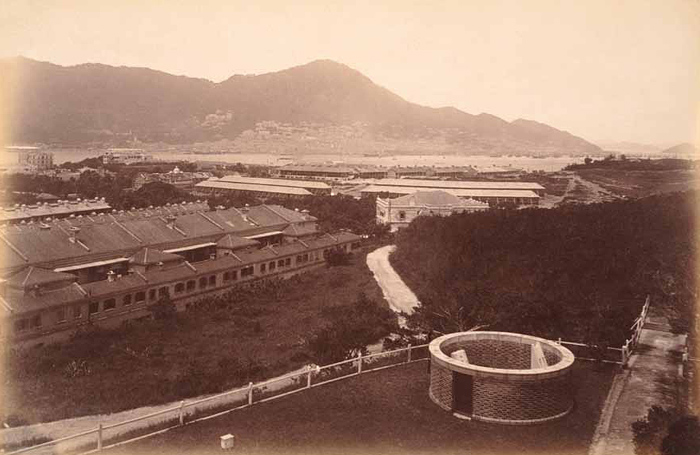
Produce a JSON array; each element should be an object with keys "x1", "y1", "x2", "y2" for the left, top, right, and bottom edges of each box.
[
  {"x1": 7, "y1": 344, "x2": 431, "y2": 455},
  {"x1": 621, "y1": 295, "x2": 651, "y2": 366},
  {"x1": 8, "y1": 298, "x2": 652, "y2": 455}
]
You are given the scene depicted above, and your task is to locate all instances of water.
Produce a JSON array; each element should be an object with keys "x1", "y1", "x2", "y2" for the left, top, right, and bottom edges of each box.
[{"x1": 2, "y1": 149, "x2": 591, "y2": 172}]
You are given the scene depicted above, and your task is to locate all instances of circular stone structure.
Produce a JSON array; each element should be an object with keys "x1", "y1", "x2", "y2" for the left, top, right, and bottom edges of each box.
[{"x1": 429, "y1": 331, "x2": 575, "y2": 425}]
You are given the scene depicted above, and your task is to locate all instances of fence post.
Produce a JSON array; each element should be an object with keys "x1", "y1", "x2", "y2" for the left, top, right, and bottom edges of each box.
[
  {"x1": 557, "y1": 337, "x2": 562, "y2": 345},
  {"x1": 407, "y1": 344, "x2": 412, "y2": 363},
  {"x1": 97, "y1": 423, "x2": 103, "y2": 451},
  {"x1": 357, "y1": 352, "x2": 363, "y2": 374},
  {"x1": 179, "y1": 400, "x2": 185, "y2": 426},
  {"x1": 306, "y1": 365, "x2": 312, "y2": 389},
  {"x1": 248, "y1": 382, "x2": 254, "y2": 406}
]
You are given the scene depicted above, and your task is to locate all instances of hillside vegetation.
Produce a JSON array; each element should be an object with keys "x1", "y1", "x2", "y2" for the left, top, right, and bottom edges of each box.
[{"x1": 391, "y1": 192, "x2": 696, "y2": 346}]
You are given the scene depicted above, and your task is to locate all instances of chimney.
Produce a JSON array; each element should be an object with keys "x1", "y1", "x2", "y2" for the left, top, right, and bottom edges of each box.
[
  {"x1": 29, "y1": 284, "x2": 41, "y2": 297},
  {"x1": 166, "y1": 215, "x2": 177, "y2": 229},
  {"x1": 68, "y1": 226, "x2": 81, "y2": 243},
  {"x1": 107, "y1": 270, "x2": 116, "y2": 282}
]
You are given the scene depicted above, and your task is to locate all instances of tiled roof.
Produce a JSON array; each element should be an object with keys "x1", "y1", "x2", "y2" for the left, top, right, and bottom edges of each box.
[
  {"x1": 361, "y1": 185, "x2": 541, "y2": 199},
  {"x1": 277, "y1": 164, "x2": 356, "y2": 174},
  {"x1": 0, "y1": 204, "x2": 315, "y2": 274},
  {"x1": 196, "y1": 180, "x2": 313, "y2": 196},
  {"x1": 130, "y1": 248, "x2": 184, "y2": 265},
  {"x1": 358, "y1": 179, "x2": 544, "y2": 191},
  {"x1": 7, "y1": 231, "x2": 361, "y2": 313},
  {"x1": 388, "y1": 191, "x2": 488, "y2": 207},
  {"x1": 6, "y1": 267, "x2": 76, "y2": 290},
  {"x1": 282, "y1": 223, "x2": 319, "y2": 237},
  {"x1": 7, "y1": 283, "x2": 88, "y2": 312},
  {"x1": 0, "y1": 199, "x2": 112, "y2": 222},
  {"x1": 216, "y1": 234, "x2": 259, "y2": 250},
  {"x1": 218, "y1": 175, "x2": 330, "y2": 190}
]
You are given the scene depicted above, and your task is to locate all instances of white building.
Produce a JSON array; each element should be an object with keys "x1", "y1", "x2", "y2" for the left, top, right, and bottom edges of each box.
[
  {"x1": 14, "y1": 147, "x2": 54, "y2": 171},
  {"x1": 103, "y1": 149, "x2": 152, "y2": 165},
  {"x1": 376, "y1": 191, "x2": 489, "y2": 231}
]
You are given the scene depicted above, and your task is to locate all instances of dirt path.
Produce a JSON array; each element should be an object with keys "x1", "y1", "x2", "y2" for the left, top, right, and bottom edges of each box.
[
  {"x1": 573, "y1": 174, "x2": 619, "y2": 203},
  {"x1": 544, "y1": 172, "x2": 620, "y2": 207},
  {"x1": 366, "y1": 245, "x2": 420, "y2": 326}
]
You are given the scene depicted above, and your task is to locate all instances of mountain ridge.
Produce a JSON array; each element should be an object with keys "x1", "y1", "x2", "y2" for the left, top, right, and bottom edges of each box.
[{"x1": 1, "y1": 56, "x2": 601, "y2": 154}]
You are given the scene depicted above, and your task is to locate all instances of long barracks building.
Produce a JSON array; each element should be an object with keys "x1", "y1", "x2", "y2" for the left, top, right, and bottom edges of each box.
[{"x1": 0, "y1": 203, "x2": 360, "y2": 348}]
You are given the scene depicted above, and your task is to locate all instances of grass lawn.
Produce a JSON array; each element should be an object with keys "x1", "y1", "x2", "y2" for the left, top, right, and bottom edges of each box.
[
  {"x1": 576, "y1": 168, "x2": 699, "y2": 198},
  {"x1": 108, "y1": 360, "x2": 617, "y2": 455},
  {"x1": 3, "y1": 246, "x2": 390, "y2": 424}
]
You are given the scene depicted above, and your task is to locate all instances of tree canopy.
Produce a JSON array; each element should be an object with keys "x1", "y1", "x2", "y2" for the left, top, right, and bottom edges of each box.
[{"x1": 391, "y1": 191, "x2": 696, "y2": 345}]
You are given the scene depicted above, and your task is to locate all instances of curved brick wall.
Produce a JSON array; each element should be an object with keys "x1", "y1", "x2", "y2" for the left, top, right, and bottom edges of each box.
[{"x1": 428, "y1": 332, "x2": 575, "y2": 425}]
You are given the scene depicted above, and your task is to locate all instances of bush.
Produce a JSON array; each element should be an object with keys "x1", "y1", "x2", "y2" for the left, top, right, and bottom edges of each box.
[
  {"x1": 326, "y1": 247, "x2": 351, "y2": 267},
  {"x1": 148, "y1": 295, "x2": 176, "y2": 320},
  {"x1": 661, "y1": 415, "x2": 700, "y2": 455},
  {"x1": 632, "y1": 406, "x2": 700, "y2": 455}
]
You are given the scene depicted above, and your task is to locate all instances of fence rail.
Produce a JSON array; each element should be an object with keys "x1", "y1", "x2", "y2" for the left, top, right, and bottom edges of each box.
[
  {"x1": 6, "y1": 343, "x2": 430, "y2": 455},
  {"x1": 8, "y1": 300, "x2": 651, "y2": 455}
]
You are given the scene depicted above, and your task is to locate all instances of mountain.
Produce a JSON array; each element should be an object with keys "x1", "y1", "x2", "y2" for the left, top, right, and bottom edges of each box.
[
  {"x1": 661, "y1": 143, "x2": 697, "y2": 156},
  {"x1": 1, "y1": 57, "x2": 600, "y2": 154},
  {"x1": 595, "y1": 141, "x2": 662, "y2": 155}
]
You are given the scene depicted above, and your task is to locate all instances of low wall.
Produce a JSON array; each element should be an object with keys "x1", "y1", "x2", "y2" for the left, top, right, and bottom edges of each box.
[{"x1": 429, "y1": 331, "x2": 575, "y2": 424}]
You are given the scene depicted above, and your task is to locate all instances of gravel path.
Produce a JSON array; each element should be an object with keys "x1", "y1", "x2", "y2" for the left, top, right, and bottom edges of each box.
[{"x1": 366, "y1": 245, "x2": 420, "y2": 325}]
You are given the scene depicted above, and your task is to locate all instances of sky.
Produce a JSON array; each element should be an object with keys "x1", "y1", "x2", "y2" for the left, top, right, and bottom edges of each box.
[{"x1": 2, "y1": 0, "x2": 699, "y2": 146}]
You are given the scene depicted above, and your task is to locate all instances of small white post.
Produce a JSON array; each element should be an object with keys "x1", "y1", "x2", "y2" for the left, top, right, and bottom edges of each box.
[
  {"x1": 179, "y1": 400, "x2": 185, "y2": 426},
  {"x1": 97, "y1": 423, "x2": 103, "y2": 451},
  {"x1": 357, "y1": 352, "x2": 363, "y2": 374},
  {"x1": 557, "y1": 337, "x2": 562, "y2": 345},
  {"x1": 407, "y1": 344, "x2": 412, "y2": 363},
  {"x1": 306, "y1": 365, "x2": 312, "y2": 389},
  {"x1": 247, "y1": 381, "x2": 254, "y2": 406}
]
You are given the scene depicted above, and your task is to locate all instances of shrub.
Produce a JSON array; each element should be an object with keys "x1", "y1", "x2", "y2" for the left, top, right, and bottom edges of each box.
[
  {"x1": 631, "y1": 406, "x2": 699, "y2": 455},
  {"x1": 326, "y1": 247, "x2": 351, "y2": 267}
]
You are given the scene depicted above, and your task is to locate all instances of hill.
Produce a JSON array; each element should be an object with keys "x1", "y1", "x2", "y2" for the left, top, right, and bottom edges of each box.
[
  {"x1": 662, "y1": 142, "x2": 697, "y2": 156},
  {"x1": 2, "y1": 57, "x2": 600, "y2": 154}
]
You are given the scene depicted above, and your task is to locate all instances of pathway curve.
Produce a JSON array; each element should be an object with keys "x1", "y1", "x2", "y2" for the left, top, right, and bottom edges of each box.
[
  {"x1": 4, "y1": 246, "x2": 418, "y2": 454},
  {"x1": 588, "y1": 315, "x2": 687, "y2": 455},
  {"x1": 366, "y1": 245, "x2": 420, "y2": 326}
]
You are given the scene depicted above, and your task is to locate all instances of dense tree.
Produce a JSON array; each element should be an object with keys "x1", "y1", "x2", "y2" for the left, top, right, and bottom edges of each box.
[
  {"x1": 307, "y1": 292, "x2": 398, "y2": 364},
  {"x1": 391, "y1": 192, "x2": 696, "y2": 345},
  {"x1": 110, "y1": 182, "x2": 196, "y2": 210}
]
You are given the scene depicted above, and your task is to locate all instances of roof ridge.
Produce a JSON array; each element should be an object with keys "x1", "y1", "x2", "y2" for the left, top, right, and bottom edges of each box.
[
  {"x1": 262, "y1": 204, "x2": 290, "y2": 222},
  {"x1": 22, "y1": 267, "x2": 34, "y2": 287}
]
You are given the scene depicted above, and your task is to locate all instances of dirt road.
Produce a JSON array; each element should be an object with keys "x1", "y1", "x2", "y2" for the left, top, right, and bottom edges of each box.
[{"x1": 366, "y1": 245, "x2": 420, "y2": 323}]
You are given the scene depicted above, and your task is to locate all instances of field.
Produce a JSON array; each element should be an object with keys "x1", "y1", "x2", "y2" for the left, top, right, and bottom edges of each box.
[
  {"x1": 3, "y1": 246, "x2": 389, "y2": 424},
  {"x1": 575, "y1": 168, "x2": 699, "y2": 199},
  {"x1": 108, "y1": 360, "x2": 617, "y2": 455}
]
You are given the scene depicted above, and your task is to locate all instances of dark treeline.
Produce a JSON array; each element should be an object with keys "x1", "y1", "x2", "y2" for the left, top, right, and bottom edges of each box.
[
  {"x1": 390, "y1": 192, "x2": 696, "y2": 346},
  {"x1": 565, "y1": 156, "x2": 694, "y2": 171},
  {"x1": 0, "y1": 173, "x2": 195, "y2": 210}
]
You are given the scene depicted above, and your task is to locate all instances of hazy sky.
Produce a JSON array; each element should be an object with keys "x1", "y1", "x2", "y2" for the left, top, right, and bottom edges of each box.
[{"x1": 2, "y1": 0, "x2": 699, "y2": 146}]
